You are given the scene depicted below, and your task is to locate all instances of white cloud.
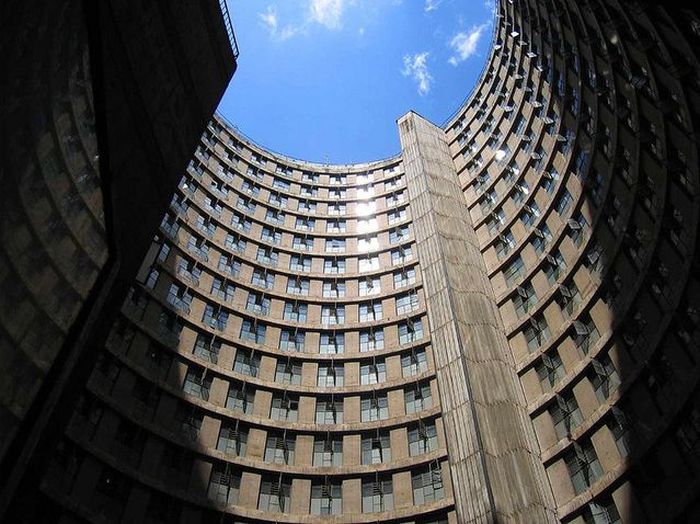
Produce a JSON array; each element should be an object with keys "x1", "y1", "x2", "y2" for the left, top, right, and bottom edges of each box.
[
  {"x1": 448, "y1": 24, "x2": 488, "y2": 65},
  {"x1": 424, "y1": 0, "x2": 442, "y2": 12},
  {"x1": 308, "y1": 0, "x2": 346, "y2": 29},
  {"x1": 484, "y1": 0, "x2": 496, "y2": 13},
  {"x1": 259, "y1": 5, "x2": 301, "y2": 41},
  {"x1": 402, "y1": 52, "x2": 433, "y2": 96}
]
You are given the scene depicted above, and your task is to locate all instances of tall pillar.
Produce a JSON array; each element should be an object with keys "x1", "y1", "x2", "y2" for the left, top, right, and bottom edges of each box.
[{"x1": 398, "y1": 111, "x2": 556, "y2": 523}]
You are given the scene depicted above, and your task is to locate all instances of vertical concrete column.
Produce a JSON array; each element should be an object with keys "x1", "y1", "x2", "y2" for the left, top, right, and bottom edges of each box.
[{"x1": 397, "y1": 112, "x2": 556, "y2": 523}]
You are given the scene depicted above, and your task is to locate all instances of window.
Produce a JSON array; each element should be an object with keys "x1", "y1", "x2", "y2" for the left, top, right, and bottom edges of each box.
[
  {"x1": 217, "y1": 424, "x2": 247, "y2": 457},
  {"x1": 230, "y1": 212, "x2": 251, "y2": 232},
  {"x1": 408, "y1": 420, "x2": 438, "y2": 456},
  {"x1": 556, "y1": 189, "x2": 573, "y2": 216},
  {"x1": 240, "y1": 319, "x2": 266, "y2": 343},
  {"x1": 388, "y1": 207, "x2": 407, "y2": 224},
  {"x1": 550, "y1": 392, "x2": 583, "y2": 439},
  {"x1": 265, "y1": 208, "x2": 285, "y2": 225},
  {"x1": 358, "y1": 236, "x2": 379, "y2": 252},
  {"x1": 504, "y1": 256, "x2": 525, "y2": 287},
  {"x1": 321, "y1": 305, "x2": 345, "y2": 325},
  {"x1": 202, "y1": 304, "x2": 228, "y2": 331},
  {"x1": 536, "y1": 352, "x2": 564, "y2": 392},
  {"x1": 565, "y1": 440, "x2": 603, "y2": 494},
  {"x1": 569, "y1": 212, "x2": 589, "y2": 247},
  {"x1": 520, "y1": 203, "x2": 540, "y2": 227},
  {"x1": 246, "y1": 291, "x2": 270, "y2": 316},
  {"x1": 211, "y1": 277, "x2": 235, "y2": 301},
  {"x1": 360, "y1": 328, "x2": 384, "y2": 352},
  {"x1": 261, "y1": 227, "x2": 281, "y2": 245},
  {"x1": 531, "y1": 225, "x2": 552, "y2": 255},
  {"x1": 361, "y1": 432, "x2": 391, "y2": 464},
  {"x1": 310, "y1": 480, "x2": 342, "y2": 515},
  {"x1": 233, "y1": 348, "x2": 260, "y2": 376},
  {"x1": 182, "y1": 366, "x2": 211, "y2": 400},
  {"x1": 208, "y1": 466, "x2": 240, "y2": 505},
  {"x1": 399, "y1": 319, "x2": 424, "y2": 344},
  {"x1": 145, "y1": 268, "x2": 159, "y2": 289},
  {"x1": 544, "y1": 250, "x2": 566, "y2": 284},
  {"x1": 270, "y1": 393, "x2": 299, "y2": 422},
  {"x1": 541, "y1": 168, "x2": 560, "y2": 193},
  {"x1": 264, "y1": 433, "x2": 295, "y2": 465},
  {"x1": 326, "y1": 219, "x2": 347, "y2": 233},
  {"x1": 315, "y1": 397, "x2": 343, "y2": 424},
  {"x1": 289, "y1": 254, "x2": 311, "y2": 272},
  {"x1": 495, "y1": 231, "x2": 515, "y2": 259},
  {"x1": 318, "y1": 363, "x2": 345, "y2": 387},
  {"x1": 178, "y1": 258, "x2": 202, "y2": 285},
  {"x1": 361, "y1": 394, "x2": 389, "y2": 421},
  {"x1": 218, "y1": 254, "x2": 241, "y2": 277},
  {"x1": 256, "y1": 246, "x2": 278, "y2": 266},
  {"x1": 394, "y1": 267, "x2": 416, "y2": 288},
  {"x1": 295, "y1": 217, "x2": 315, "y2": 231},
  {"x1": 573, "y1": 313, "x2": 600, "y2": 355},
  {"x1": 402, "y1": 348, "x2": 428, "y2": 377},
  {"x1": 513, "y1": 283, "x2": 537, "y2": 318},
  {"x1": 405, "y1": 382, "x2": 433, "y2": 414},
  {"x1": 359, "y1": 256, "x2": 380, "y2": 273},
  {"x1": 391, "y1": 246, "x2": 413, "y2": 265},
  {"x1": 193, "y1": 334, "x2": 221, "y2": 363},
  {"x1": 583, "y1": 497, "x2": 622, "y2": 524},
  {"x1": 292, "y1": 235, "x2": 314, "y2": 251},
  {"x1": 389, "y1": 225, "x2": 410, "y2": 244},
  {"x1": 359, "y1": 276, "x2": 381, "y2": 295},
  {"x1": 328, "y1": 203, "x2": 346, "y2": 215},
  {"x1": 258, "y1": 476, "x2": 291, "y2": 513},
  {"x1": 320, "y1": 332, "x2": 344, "y2": 354},
  {"x1": 523, "y1": 315, "x2": 549, "y2": 353},
  {"x1": 360, "y1": 360, "x2": 386, "y2": 385},
  {"x1": 359, "y1": 302, "x2": 383, "y2": 322},
  {"x1": 283, "y1": 300, "x2": 308, "y2": 322},
  {"x1": 412, "y1": 463, "x2": 445, "y2": 505},
  {"x1": 396, "y1": 292, "x2": 419, "y2": 315},
  {"x1": 298, "y1": 200, "x2": 316, "y2": 213},
  {"x1": 362, "y1": 477, "x2": 393, "y2": 513},
  {"x1": 323, "y1": 280, "x2": 346, "y2": 298},
  {"x1": 279, "y1": 329, "x2": 305, "y2": 352},
  {"x1": 226, "y1": 382, "x2": 254, "y2": 414},
  {"x1": 556, "y1": 281, "x2": 582, "y2": 317},
  {"x1": 286, "y1": 277, "x2": 310, "y2": 296},
  {"x1": 324, "y1": 258, "x2": 346, "y2": 274},
  {"x1": 275, "y1": 359, "x2": 302, "y2": 385},
  {"x1": 167, "y1": 283, "x2": 192, "y2": 313},
  {"x1": 251, "y1": 268, "x2": 274, "y2": 289},
  {"x1": 590, "y1": 354, "x2": 620, "y2": 402},
  {"x1": 325, "y1": 238, "x2": 345, "y2": 253},
  {"x1": 313, "y1": 438, "x2": 343, "y2": 467}
]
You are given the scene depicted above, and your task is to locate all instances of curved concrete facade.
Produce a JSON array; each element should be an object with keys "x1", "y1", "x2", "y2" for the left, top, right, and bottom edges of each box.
[{"x1": 28, "y1": 1, "x2": 700, "y2": 523}]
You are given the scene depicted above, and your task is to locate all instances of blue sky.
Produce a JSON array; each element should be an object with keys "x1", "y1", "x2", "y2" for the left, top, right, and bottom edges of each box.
[{"x1": 218, "y1": 0, "x2": 495, "y2": 163}]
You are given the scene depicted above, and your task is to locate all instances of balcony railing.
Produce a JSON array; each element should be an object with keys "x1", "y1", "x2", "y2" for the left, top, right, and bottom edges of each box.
[{"x1": 218, "y1": 0, "x2": 240, "y2": 59}]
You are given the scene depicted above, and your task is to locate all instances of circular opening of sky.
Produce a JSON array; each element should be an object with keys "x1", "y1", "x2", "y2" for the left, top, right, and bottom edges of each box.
[{"x1": 217, "y1": 0, "x2": 496, "y2": 164}]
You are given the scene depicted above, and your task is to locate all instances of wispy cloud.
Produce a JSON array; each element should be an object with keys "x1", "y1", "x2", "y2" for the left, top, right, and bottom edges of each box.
[
  {"x1": 424, "y1": 0, "x2": 442, "y2": 12},
  {"x1": 448, "y1": 23, "x2": 488, "y2": 65},
  {"x1": 308, "y1": 0, "x2": 346, "y2": 29},
  {"x1": 402, "y1": 52, "x2": 433, "y2": 96},
  {"x1": 259, "y1": 5, "x2": 302, "y2": 41},
  {"x1": 484, "y1": 0, "x2": 496, "y2": 14}
]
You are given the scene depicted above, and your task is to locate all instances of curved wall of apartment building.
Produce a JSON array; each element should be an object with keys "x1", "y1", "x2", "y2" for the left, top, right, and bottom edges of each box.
[
  {"x1": 443, "y1": 1, "x2": 700, "y2": 523},
  {"x1": 27, "y1": 1, "x2": 700, "y2": 523},
  {"x1": 35, "y1": 113, "x2": 457, "y2": 523}
]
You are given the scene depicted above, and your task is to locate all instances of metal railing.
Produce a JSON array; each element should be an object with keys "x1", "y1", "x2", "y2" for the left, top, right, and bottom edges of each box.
[{"x1": 218, "y1": 0, "x2": 240, "y2": 59}]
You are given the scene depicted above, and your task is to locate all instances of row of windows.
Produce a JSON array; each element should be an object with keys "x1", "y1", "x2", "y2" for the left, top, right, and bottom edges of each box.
[
  {"x1": 216, "y1": 420, "x2": 439, "y2": 466},
  {"x1": 207, "y1": 462, "x2": 445, "y2": 514}
]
